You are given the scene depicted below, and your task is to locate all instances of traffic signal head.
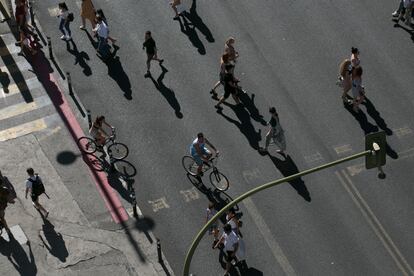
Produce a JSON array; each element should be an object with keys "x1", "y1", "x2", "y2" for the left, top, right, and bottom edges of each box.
[{"x1": 365, "y1": 131, "x2": 386, "y2": 170}]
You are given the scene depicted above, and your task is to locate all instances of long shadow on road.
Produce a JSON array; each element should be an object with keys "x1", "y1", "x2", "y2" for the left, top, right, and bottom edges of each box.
[
  {"x1": 182, "y1": 0, "x2": 215, "y2": 43},
  {"x1": 148, "y1": 65, "x2": 183, "y2": 118},
  {"x1": 176, "y1": 13, "x2": 206, "y2": 55},
  {"x1": 0, "y1": 235, "x2": 37, "y2": 276},
  {"x1": 65, "y1": 40, "x2": 92, "y2": 76},
  {"x1": 39, "y1": 215, "x2": 69, "y2": 262}
]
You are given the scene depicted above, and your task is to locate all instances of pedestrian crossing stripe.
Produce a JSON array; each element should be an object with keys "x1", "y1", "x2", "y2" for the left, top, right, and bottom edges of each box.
[
  {"x1": 0, "y1": 95, "x2": 51, "y2": 121},
  {"x1": 0, "y1": 117, "x2": 47, "y2": 141},
  {"x1": 1, "y1": 77, "x2": 42, "y2": 97},
  {"x1": 0, "y1": 43, "x2": 21, "y2": 56},
  {"x1": 0, "y1": 60, "x2": 33, "y2": 75}
]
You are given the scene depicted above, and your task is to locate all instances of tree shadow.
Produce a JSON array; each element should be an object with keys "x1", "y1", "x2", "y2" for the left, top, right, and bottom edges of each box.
[
  {"x1": 176, "y1": 14, "x2": 206, "y2": 55},
  {"x1": 0, "y1": 69, "x2": 11, "y2": 93},
  {"x1": 238, "y1": 92, "x2": 267, "y2": 125},
  {"x1": 217, "y1": 103, "x2": 261, "y2": 150},
  {"x1": 39, "y1": 215, "x2": 69, "y2": 262},
  {"x1": 268, "y1": 153, "x2": 311, "y2": 202},
  {"x1": 0, "y1": 235, "x2": 37, "y2": 276},
  {"x1": 104, "y1": 56, "x2": 132, "y2": 100},
  {"x1": 182, "y1": 0, "x2": 215, "y2": 43},
  {"x1": 65, "y1": 40, "x2": 92, "y2": 76},
  {"x1": 362, "y1": 98, "x2": 392, "y2": 135},
  {"x1": 148, "y1": 65, "x2": 183, "y2": 118}
]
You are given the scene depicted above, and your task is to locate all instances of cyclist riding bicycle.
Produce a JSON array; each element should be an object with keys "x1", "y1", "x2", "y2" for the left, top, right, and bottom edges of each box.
[
  {"x1": 190, "y1": 132, "x2": 218, "y2": 176},
  {"x1": 89, "y1": 116, "x2": 113, "y2": 147}
]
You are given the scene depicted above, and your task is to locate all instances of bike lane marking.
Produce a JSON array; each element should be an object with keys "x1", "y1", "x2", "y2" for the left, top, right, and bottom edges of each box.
[
  {"x1": 180, "y1": 187, "x2": 200, "y2": 202},
  {"x1": 148, "y1": 197, "x2": 170, "y2": 212}
]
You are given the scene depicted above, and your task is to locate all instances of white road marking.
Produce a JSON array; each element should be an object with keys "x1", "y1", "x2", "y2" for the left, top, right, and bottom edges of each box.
[
  {"x1": 243, "y1": 197, "x2": 296, "y2": 276},
  {"x1": 148, "y1": 197, "x2": 170, "y2": 212},
  {"x1": 180, "y1": 187, "x2": 199, "y2": 202},
  {"x1": 304, "y1": 152, "x2": 324, "y2": 163},
  {"x1": 1, "y1": 77, "x2": 42, "y2": 98},
  {"x1": 336, "y1": 171, "x2": 414, "y2": 276},
  {"x1": 393, "y1": 126, "x2": 413, "y2": 138},
  {"x1": 242, "y1": 168, "x2": 261, "y2": 183},
  {"x1": 333, "y1": 144, "x2": 353, "y2": 155},
  {"x1": 346, "y1": 162, "x2": 365, "y2": 176},
  {"x1": 47, "y1": 7, "x2": 60, "y2": 17},
  {"x1": 0, "y1": 95, "x2": 51, "y2": 121},
  {"x1": 0, "y1": 117, "x2": 47, "y2": 141}
]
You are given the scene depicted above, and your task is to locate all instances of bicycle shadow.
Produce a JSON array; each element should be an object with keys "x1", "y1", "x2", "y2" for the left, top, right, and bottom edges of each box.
[
  {"x1": 268, "y1": 153, "x2": 311, "y2": 202},
  {"x1": 176, "y1": 14, "x2": 206, "y2": 55},
  {"x1": 182, "y1": 0, "x2": 215, "y2": 43},
  {"x1": 217, "y1": 102, "x2": 262, "y2": 150},
  {"x1": 38, "y1": 214, "x2": 69, "y2": 262},
  {"x1": 0, "y1": 235, "x2": 37, "y2": 276},
  {"x1": 65, "y1": 40, "x2": 92, "y2": 76},
  {"x1": 148, "y1": 65, "x2": 183, "y2": 118},
  {"x1": 238, "y1": 92, "x2": 267, "y2": 126}
]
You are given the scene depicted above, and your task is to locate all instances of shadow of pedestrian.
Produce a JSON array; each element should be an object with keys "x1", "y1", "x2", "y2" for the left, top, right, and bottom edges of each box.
[
  {"x1": 182, "y1": 0, "x2": 215, "y2": 43},
  {"x1": 65, "y1": 40, "x2": 92, "y2": 76},
  {"x1": 238, "y1": 92, "x2": 267, "y2": 125},
  {"x1": 39, "y1": 216, "x2": 69, "y2": 262},
  {"x1": 392, "y1": 21, "x2": 414, "y2": 42},
  {"x1": 105, "y1": 56, "x2": 132, "y2": 100},
  {"x1": 107, "y1": 171, "x2": 134, "y2": 204},
  {"x1": 0, "y1": 69, "x2": 11, "y2": 93},
  {"x1": 362, "y1": 98, "x2": 393, "y2": 135},
  {"x1": 148, "y1": 65, "x2": 183, "y2": 118},
  {"x1": 0, "y1": 235, "x2": 37, "y2": 276},
  {"x1": 343, "y1": 102, "x2": 379, "y2": 134},
  {"x1": 217, "y1": 103, "x2": 261, "y2": 150},
  {"x1": 176, "y1": 14, "x2": 206, "y2": 55},
  {"x1": 243, "y1": 267, "x2": 263, "y2": 276},
  {"x1": 268, "y1": 153, "x2": 311, "y2": 202},
  {"x1": 84, "y1": 30, "x2": 98, "y2": 49}
]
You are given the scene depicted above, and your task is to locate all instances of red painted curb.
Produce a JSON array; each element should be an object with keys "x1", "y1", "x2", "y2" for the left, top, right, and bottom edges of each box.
[{"x1": 30, "y1": 50, "x2": 129, "y2": 224}]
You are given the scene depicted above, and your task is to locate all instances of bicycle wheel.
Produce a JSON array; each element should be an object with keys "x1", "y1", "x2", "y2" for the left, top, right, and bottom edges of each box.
[
  {"x1": 107, "y1": 142, "x2": 129, "y2": 160},
  {"x1": 78, "y1": 137, "x2": 97, "y2": 154},
  {"x1": 182, "y1": 155, "x2": 198, "y2": 175},
  {"x1": 113, "y1": 160, "x2": 137, "y2": 178},
  {"x1": 209, "y1": 170, "x2": 229, "y2": 191}
]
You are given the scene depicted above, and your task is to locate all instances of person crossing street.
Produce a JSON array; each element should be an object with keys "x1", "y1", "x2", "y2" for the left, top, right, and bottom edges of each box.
[{"x1": 25, "y1": 168, "x2": 49, "y2": 218}]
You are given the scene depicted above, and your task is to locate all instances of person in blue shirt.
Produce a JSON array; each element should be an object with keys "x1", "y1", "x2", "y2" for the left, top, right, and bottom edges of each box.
[{"x1": 190, "y1": 132, "x2": 218, "y2": 176}]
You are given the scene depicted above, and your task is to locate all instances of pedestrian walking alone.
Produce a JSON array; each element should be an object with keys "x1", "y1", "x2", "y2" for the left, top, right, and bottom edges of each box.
[
  {"x1": 259, "y1": 107, "x2": 287, "y2": 156},
  {"x1": 95, "y1": 9, "x2": 117, "y2": 45},
  {"x1": 224, "y1": 37, "x2": 239, "y2": 64},
  {"x1": 215, "y1": 64, "x2": 241, "y2": 109},
  {"x1": 210, "y1": 53, "x2": 231, "y2": 98},
  {"x1": 25, "y1": 168, "x2": 49, "y2": 217},
  {"x1": 93, "y1": 15, "x2": 110, "y2": 59},
  {"x1": 58, "y1": 2, "x2": 72, "y2": 40},
  {"x1": 79, "y1": 0, "x2": 96, "y2": 30},
  {"x1": 170, "y1": 0, "x2": 182, "y2": 19},
  {"x1": 351, "y1": 66, "x2": 365, "y2": 112},
  {"x1": 143, "y1": 31, "x2": 164, "y2": 77},
  {"x1": 206, "y1": 202, "x2": 220, "y2": 247}
]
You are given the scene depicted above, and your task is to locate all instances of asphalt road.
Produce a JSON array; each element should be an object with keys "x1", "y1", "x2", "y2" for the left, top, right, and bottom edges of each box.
[{"x1": 34, "y1": 0, "x2": 414, "y2": 275}]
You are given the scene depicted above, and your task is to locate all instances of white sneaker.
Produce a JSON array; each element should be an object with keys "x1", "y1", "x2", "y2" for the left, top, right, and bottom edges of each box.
[
  {"x1": 392, "y1": 11, "x2": 399, "y2": 17},
  {"x1": 60, "y1": 35, "x2": 66, "y2": 40}
]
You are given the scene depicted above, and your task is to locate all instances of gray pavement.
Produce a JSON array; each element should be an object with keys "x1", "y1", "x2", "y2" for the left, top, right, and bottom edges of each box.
[
  {"x1": 15, "y1": 0, "x2": 414, "y2": 275},
  {"x1": 0, "y1": 13, "x2": 173, "y2": 276}
]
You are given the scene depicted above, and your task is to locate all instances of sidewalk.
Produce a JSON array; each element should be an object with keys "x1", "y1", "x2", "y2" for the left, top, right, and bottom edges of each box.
[{"x1": 0, "y1": 8, "x2": 173, "y2": 276}]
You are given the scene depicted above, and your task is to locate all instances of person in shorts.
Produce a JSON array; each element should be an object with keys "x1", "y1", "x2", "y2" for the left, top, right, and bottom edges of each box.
[
  {"x1": 25, "y1": 168, "x2": 48, "y2": 217},
  {"x1": 214, "y1": 223, "x2": 239, "y2": 276},
  {"x1": 260, "y1": 107, "x2": 287, "y2": 156},
  {"x1": 143, "y1": 31, "x2": 164, "y2": 77},
  {"x1": 189, "y1": 132, "x2": 218, "y2": 176},
  {"x1": 206, "y1": 202, "x2": 220, "y2": 246},
  {"x1": 214, "y1": 64, "x2": 241, "y2": 109}
]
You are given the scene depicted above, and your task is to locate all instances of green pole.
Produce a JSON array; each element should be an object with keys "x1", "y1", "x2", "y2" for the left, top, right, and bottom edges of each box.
[{"x1": 183, "y1": 150, "x2": 372, "y2": 275}]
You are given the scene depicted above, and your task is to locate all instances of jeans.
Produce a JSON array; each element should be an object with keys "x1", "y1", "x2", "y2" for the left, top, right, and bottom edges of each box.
[
  {"x1": 97, "y1": 36, "x2": 109, "y2": 57},
  {"x1": 59, "y1": 18, "x2": 71, "y2": 37}
]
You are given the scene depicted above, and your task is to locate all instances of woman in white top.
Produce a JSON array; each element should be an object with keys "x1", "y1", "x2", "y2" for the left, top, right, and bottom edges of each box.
[
  {"x1": 58, "y1": 2, "x2": 71, "y2": 40},
  {"x1": 351, "y1": 66, "x2": 365, "y2": 112},
  {"x1": 350, "y1": 47, "x2": 360, "y2": 69}
]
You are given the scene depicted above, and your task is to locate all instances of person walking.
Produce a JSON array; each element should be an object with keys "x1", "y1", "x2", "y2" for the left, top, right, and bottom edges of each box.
[
  {"x1": 0, "y1": 184, "x2": 11, "y2": 234},
  {"x1": 397, "y1": 0, "x2": 413, "y2": 26},
  {"x1": 170, "y1": 0, "x2": 182, "y2": 19},
  {"x1": 206, "y1": 202, "x2": 220, "y2": 247},
  {"x1": 25, "y1": 168, "x2": 49, "y2": 217},
  {"x1": 93, "y1": 15, "x2": 110, "y2": 59},
  {"x1": 79, "y1": 0, "x2": 96, "y2": 30},
  {"x1": 351, "y1": 66, "x2": 365, "y2": 112},
  {"x1": 259, "y1": 107, "x2": 287, "y2": 156},
  {"x1": 95, "y1": 9, "x2": 117, "y2": 45},
  {"x1": 214, "y1": 224, "x2": 240, "y2": 276},
  {"x1": 215, "y1": 64, "x2": 241, "y2": 109},
  {"x1": 58, "y1": 2, "x2": 72, "y2": 40},
  {"x1": 210, "y1": 53, "x2": 231, "y2": 98},
  {"x1": 224, "y1": 37, "x2": 239, "y2": 64},
  {"x1": 143, "y1": 31, "x2": 164, "y2": 77},
  {"x1": 18, "y1": 27, "x2": 37, "y2": 56}
]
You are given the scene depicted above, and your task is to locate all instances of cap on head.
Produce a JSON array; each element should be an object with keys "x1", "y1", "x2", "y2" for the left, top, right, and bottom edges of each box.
[{"x1": 224, "y1": 223, "x2": 232, "y2": 233}]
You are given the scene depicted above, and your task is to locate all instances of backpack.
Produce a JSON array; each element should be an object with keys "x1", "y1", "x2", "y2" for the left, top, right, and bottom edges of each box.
[
  {"x1": 67, "y1": 12, "x2": 74, "y2": 22},
  {"x1": 29, "y1": 175, "x2": 45, "y2": 196}
]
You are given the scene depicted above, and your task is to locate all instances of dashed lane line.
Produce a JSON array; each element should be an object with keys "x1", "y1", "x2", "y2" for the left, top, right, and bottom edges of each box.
[
  {"x1": 336, "y1": 170, "x2": 414, "y2": 276},
  {"x1": 243, "y1": 197, "x2": 296, "y2": 276}
]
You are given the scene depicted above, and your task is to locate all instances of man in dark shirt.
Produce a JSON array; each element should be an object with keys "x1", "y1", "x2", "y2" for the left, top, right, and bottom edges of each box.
[
  {"x1": 142, "y1": 31, "x2": 164, "y2": 77},
  {"x1": 215, "y1": 64, "x2": 240, "y2": 109}
]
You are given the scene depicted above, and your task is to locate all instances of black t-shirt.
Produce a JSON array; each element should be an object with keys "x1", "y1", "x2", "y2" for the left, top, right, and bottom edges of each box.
[
  {"x1": 143, "y1": 38, "x2": 156, "y2": 54},
  {"x1": 223, "y1": 73, "x2": 235, "y2": 92}
]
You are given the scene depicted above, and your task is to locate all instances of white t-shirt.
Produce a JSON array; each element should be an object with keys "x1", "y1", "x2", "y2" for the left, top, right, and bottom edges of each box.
[
  {"x1": 223, "y1": 231, "x2": 239, "y2": 252},
  {"x1": 26, "y1": 175, "x2": 42, "y2": 189},
  {"x1": 95, "y1": 21, "x2": 109, "y2": 38},
  {"x1": 59, "y1": 10, "x2": 68, "y2": 19}
]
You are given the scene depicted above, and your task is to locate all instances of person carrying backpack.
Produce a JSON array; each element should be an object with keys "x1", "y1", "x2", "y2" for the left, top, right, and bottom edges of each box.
[{"x1": 25, "y1": 168, "x2": 49, "y2": 217}]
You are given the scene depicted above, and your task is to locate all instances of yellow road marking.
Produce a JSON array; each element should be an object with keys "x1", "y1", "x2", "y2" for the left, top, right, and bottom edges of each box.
[
  {"x1": 336, "y1": 171, "x2": 414, "y2": 276},
  {"x1": 0, "y1": 118, "x2": 47, "y2": 141},
  {"x1": 333, "y1": 144, "x2": 353, "y2": 155},
  {"x1": 0, "y1": 95, "x2": 51, "y2": 121}
]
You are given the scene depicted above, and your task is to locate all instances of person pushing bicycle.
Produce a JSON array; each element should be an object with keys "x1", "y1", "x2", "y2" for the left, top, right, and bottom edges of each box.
[
  {"x1": 190, "y1": 133, "x2": 218, "y2": 176},
  {"x1": 89, "y1": 116, "x2": 113, "y2": 147}
]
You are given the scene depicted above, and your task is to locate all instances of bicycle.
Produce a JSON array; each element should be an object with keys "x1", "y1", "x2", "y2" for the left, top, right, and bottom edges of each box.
[
  {"x1": 78, "y1": 127, "x2": 129, "y2": 161},
  {"x1": 90, "y1": 157, "x2": 137, "y2": 178},
  {"x1": 182, "y1": 153, "x2": 229, "y2": 191}
]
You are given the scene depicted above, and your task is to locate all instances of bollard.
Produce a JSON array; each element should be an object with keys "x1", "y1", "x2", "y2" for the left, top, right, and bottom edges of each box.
[
  {"x1": 47, "y1": 36, "x2": 53, "y2": 60},
  {"x1": 156, "y1": 238, "x2": 163, "y2": 263},
  {"x1": 29, "y1": 1, "x2": 36, "y2": 27},
  {"x1": 87, "y1": 110, "x2": 92, "y2": 128},
  {"x1": 66, "y1": 72, "x2": 73, "y2": 95}
]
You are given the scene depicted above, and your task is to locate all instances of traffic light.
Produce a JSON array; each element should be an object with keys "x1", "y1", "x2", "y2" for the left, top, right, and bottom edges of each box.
[{"x1": 365, "y1": 131, "x2": 386, "y2": 170}]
